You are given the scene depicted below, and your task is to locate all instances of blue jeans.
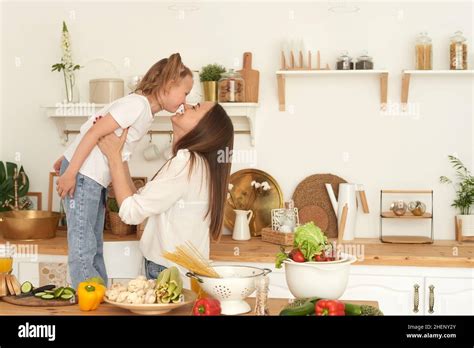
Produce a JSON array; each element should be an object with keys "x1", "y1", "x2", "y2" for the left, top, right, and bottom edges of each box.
[
  {"x1": 60, "y1": 159, "x2": 108, "y2": 288},
  {"x1": 144, "y1": 259, "x2": 167, "y2": 279}
]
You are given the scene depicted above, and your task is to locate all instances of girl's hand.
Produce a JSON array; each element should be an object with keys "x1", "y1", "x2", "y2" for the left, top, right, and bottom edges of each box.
[
  {"x1": 53, "y1": 156, "x2": 65, "y2": 175},
  {"x1": 97, "y1": 128, "x2": 129, "y2": 160},
  {"x1": 57, "y1": 172, "x2": 76, "y2": 199}
]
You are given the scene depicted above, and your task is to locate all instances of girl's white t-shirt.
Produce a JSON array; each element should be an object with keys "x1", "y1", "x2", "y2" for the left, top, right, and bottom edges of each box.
[{"x1": 63, "y1": 94, "x2": 154, "y2": 187}]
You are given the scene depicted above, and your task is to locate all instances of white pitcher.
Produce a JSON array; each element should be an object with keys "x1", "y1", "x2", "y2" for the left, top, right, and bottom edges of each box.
[{"x1": 232, "y1": 209, "x2": 253, "y2": 241}]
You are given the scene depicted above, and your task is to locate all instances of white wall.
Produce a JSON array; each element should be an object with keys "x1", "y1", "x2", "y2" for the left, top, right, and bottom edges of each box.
[{"x1": 1, "y1": 1, "x2": 473, "y2": 239}]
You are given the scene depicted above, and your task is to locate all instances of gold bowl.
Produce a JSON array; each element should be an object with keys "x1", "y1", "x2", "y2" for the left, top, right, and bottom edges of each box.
[{"x1": 0, "y1": 210, "x2": 61, "y2": 241}]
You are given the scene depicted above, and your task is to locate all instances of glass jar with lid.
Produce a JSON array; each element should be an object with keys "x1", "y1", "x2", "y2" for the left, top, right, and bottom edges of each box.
[
  {"x1": 415, "y1": 32, "x2": 432, "y2": 70},
  {"x1": 450, "y1": 31, "x2": 468, "y2": 70},
  {"x1": 336, "y1": 51, "x2": 354, "y2": 70},
  {"x1": 355, "y1": 51, "x2": 374, "y2": 70},
  {"x1": 218, "y1": 69, "x2": 245, "y2": 102}
]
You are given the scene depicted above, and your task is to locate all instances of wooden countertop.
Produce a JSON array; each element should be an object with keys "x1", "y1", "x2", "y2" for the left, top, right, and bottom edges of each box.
[
  {"x1": 1, "y1": 231, "x2": 471, "y2": 268},
  {"x1": 210, "y1": 236, "x2": 474, "y2": 268},
  {"x1": 0, "y1": 298, "x2": 378, "y2": 316}
]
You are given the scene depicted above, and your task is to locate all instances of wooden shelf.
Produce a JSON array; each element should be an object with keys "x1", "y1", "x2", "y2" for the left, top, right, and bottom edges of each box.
[
  {"x1": 381, "y1": 235, "x2": 433, "y2": 244},
  {"x1": 43, "y1": 102, "x2": 259, "y2": 146},
  {"x1": 401, "y1": 69, "x2": 474, "y2": 106},
  {"x1": 381, "y1": 211, "x2": 432, "y2": 219},
  {"x1": 276, "y1": 69, "x2": 389, "y2": 111}
]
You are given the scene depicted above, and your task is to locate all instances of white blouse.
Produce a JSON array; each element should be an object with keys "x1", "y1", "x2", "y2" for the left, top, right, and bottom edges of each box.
[{"x1": 118, "y1": 149, "x2": 210, "y2": 285}]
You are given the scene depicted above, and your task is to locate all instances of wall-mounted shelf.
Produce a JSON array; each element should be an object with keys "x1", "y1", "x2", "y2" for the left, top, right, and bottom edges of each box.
[
  {"x1": 43, "y1": 102, "x2": 258, "y2": 146},
  {"x1": 276, "y1": 69, "x2": 389, "y2": 111},
  {"x1": 401, "y1": 70, "x2": 474, "y2": 107}
]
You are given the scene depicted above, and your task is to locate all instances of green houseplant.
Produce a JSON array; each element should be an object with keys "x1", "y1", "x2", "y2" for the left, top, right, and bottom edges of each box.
[
  {"x1": 199, "y1": 64, "x2": 226, "y2": 102},
  {"x1": 0, "y1": 161, "x2": 29, "y2": 212},
  {"x1": 440, "y1": 155, "x2": 474, "y2": 237}
]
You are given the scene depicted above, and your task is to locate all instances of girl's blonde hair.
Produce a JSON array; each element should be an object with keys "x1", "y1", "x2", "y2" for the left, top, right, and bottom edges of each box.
[{"x1": 135, "y1": 53, "x2": 192, "y2": 96}]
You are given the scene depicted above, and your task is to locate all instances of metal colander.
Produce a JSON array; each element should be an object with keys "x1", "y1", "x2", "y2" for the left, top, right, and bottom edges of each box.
[{"x1": 186, "y1": 265, "x2": 271, "y2": 315}]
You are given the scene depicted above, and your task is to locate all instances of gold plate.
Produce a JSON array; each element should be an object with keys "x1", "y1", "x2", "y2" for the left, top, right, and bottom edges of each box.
[{"x1": 225, "y1": 169, "x2": 284, "y2": 237}]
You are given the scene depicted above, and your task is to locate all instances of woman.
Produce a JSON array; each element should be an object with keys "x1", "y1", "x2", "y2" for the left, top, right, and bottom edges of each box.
[{"x1": 97, "y1": 101, "x2": 234, "y2": 282}]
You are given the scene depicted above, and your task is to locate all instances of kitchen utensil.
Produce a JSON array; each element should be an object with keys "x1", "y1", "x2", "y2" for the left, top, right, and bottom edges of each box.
[
  {"x1": 326, "y1": 183, "x2": 369, "y2": 241},
  {"x1": 2, "y1": 294, "x2": 76, "y2": 307},
  {"x1": 293, "y1": 174, "x2": 347, "y2": 238},
  {"x1": 298, "y1": 205, "x2": 329, "y2": 232},
  {"x1": 224, "y1": 169, "x2": 284, "y2": 237},
  {"x1": 232, "y1": 209, "x2": 253, "y2": 241},
  {"x1": 338, "y1": 203, "x2": 348, "y2": 244},
  {"x1": 104, "y1": 288, "x2": 196, "y2": 315},
  {"x1": 186, "y1": 265, "x2": 271, "y2": 315},
  {"x1": 237, "y1": 52, "x2": 259, "y2": 102},
  {"x1": 283, "y1": 253, "x2": 356, "y2": 299},
  {"x1": 89, "y1": 78, "x2": 124, "y2": 103}
]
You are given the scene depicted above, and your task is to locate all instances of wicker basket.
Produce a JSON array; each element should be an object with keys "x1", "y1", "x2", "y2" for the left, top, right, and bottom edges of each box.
[
  {"x1": 261, "y1": 227, "x2": 294, "y2": 246},
  {"x1": 108, "y1": 212, "x2": 136, "y2": 236}
]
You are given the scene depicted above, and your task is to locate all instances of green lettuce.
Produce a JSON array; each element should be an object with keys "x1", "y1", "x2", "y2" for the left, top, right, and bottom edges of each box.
[{"x1": 294, "y1": 222, "x2": 327, "y2": 260}]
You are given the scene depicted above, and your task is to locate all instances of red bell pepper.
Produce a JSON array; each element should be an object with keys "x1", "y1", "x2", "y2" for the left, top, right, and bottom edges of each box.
[
  {"x1": 192, "y1": 298, "x2": 221, "y2": 316},
  {"x1": 315, "y1": 299, "x2": 345, "y2": 316}
]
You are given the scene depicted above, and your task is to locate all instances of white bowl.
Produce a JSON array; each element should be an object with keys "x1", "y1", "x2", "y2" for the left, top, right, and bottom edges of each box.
[
  {"x1": 283, "y1": 253, "x2": 356, "y2": 299},
  {"x1": 186, "y1": 265, "x2": 271, "y2": 315}
]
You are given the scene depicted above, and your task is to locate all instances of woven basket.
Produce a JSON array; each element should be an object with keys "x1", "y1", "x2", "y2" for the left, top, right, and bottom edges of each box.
[
  {"x1": 108, "y1": 212, "x2": 136, "y2": 236},
  {"x1": 261, "y1": 227, "x2": 294, "y2": 246}
]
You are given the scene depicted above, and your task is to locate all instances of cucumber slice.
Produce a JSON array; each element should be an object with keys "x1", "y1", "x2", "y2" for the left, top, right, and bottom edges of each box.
[
  {"x1": 34, "y1": 292, "x2": 46, "y2": 298},
  {"x1": 64, "y1": 287, "x2": 76, "y2": 295},
  {"x1": 62, "y1": 289, "x2": 74, "y2": 296},
  {"x1": 60, "y1": 293, "x2": 74, "y2": 300},
  {"x1": 20, "y1": 281, "x2": 33, "y2": 294},
  {"x1": 44, "y1": 290, "x2": 55, "y2": 294},
  {"x1": 54, "y1": 287, "x2": 64, "y2": 298},
  {"x1": 41, "y1": 294, "x2": 55, "y2": 300}
]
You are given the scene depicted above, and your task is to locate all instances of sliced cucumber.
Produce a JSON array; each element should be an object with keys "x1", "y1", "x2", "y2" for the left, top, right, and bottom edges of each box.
[
  {"x1": 64, "y1": 287, "x2": 76, "y2": 295},
  {"x1": 41, "y1": 294, "x2": 55, "y2": 300},
  {"x1": 34, "y1": 292, "x2": 46, "y2": 298},
  {"x1": 20, "y1": 281, "x2": 33, "y2": 294},
  {"x1": 54, "y1": 287, "x2": 64, "y2": 298},
  {"x1": 60, "y1": 293, "x2": 74, "y2": 300},
  {"x1": 44, "y1": 290, "x2": 55, "y2": 294}
]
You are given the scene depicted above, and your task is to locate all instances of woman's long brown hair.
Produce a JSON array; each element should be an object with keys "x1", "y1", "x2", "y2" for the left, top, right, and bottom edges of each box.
[{"x1": 153, "y1": 104, "x2": 234, "y2": 241}]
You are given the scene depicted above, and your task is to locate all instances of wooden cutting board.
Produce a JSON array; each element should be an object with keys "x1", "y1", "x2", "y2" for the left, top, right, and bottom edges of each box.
[
  {"x1": 1, "y1": 295, "x2": 76, "y2": 307},
  {"x1": 237, "y1": 52, "x2": 259, "y2": 102}
]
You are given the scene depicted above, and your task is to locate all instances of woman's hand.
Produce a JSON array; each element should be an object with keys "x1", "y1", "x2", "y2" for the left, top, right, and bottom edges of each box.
[
  {"x1": 97, "y1": 128, "x2": 129, "y2": 160},
  {"x1": 57, "y1": 172, "x2": 76, "y2": 199}
]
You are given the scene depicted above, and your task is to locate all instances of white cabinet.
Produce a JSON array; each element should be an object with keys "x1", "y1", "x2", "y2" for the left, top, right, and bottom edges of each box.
[
  {"x1": 340, "y1": 275, "x2": 424, "y2": 315},
  {"x1": 424, "y1": 277, "x2": 474, "y2": 315}
]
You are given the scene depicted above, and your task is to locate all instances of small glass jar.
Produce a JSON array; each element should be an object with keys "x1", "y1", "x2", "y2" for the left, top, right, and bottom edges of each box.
[
  {"x1": 390, "y1": 200, "x2": 407, "y2": 216},
  {"x1": 336, "y1": 51, "x2": 354, "y2": 70},
  {"x1": 218, "y1": 69, "x2": 245, "y2": 102},
  {"x1": 450, "y1": 31, "x2": 468, "y2": 70},
  {"x1": 355, "y1": 51, "x2": 374, "y2": 70},
  {"x1": 408, "y1": 201, "x2": 426, "y2": 216},
  {"x1": 415, "y1": 32, "x2": 432, "y2": 70}
]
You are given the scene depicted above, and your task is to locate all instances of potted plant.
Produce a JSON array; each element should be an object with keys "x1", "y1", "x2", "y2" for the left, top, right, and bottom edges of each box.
[
  {"x1": 199, "y1": 64, "x2": 226, "y2": 102},
  {"x1": 440, "y1": 155, "x2": 474, "y2": 239},
  {"x1": 0, "y1": 161, "x2": 29, "y2": 211}
]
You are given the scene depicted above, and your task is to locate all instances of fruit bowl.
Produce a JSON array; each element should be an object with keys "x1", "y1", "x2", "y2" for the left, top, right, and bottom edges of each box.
[{"x1": 283, "y1": 253, "x2": 356, "y2": 299}]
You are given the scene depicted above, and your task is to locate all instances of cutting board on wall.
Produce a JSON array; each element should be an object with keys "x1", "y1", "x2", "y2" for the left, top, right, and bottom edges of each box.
[{"x1": 237, "y1": 52, "x2": 259, "y2": 102}]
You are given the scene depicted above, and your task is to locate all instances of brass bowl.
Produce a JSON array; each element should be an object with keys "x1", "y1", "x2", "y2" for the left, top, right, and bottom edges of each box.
[{"x1": 0, "y1": 210, "x2": 61, "y2": 241}]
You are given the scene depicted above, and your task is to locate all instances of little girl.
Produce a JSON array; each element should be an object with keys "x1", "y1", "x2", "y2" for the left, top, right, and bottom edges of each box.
[{"x1": 53, "y1": 53, "x2": 193, "y2": 288}]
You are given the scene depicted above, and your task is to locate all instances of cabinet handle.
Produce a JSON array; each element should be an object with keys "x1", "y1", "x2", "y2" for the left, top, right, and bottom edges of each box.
[
  {"x1": 428, "y1": 285, "x2": 435, "y2": 314},
  {"x1": 413, "y1": 284, "x2": 420, "y2": 313}
]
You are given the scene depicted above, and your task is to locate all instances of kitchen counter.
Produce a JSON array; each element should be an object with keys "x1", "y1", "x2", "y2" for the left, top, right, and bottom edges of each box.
[
  {"x1": 0, "y1": 298, "x2": 378, "y2": 316},
  {"x1": 1, "y1": 231, "x2": 471, "y2": 268},
  {"x1": 210, "y1": 236, "x2": 473, "y2": 268}
]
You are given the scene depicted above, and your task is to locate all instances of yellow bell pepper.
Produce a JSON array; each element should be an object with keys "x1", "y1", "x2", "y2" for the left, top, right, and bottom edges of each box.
[{"x1": 77, "y1": 281, "x2": 106, "y2": 311}]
